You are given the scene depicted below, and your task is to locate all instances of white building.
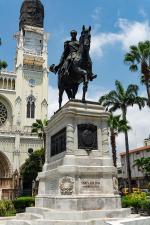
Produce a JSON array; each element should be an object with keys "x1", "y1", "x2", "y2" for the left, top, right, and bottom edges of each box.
[
  {"x1": 144, "y1": 135, "x2": 150, "y2": 146},
  {"x1": 120, "y1": 143, "x2": 150, "y2": 188},
  {"x1": 0, "y1": 0, "x2": 48, "y2": 199}
]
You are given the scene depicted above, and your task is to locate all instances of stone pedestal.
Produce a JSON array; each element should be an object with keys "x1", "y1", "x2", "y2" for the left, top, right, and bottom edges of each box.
[
  {"x1": 0, "y1": 100, "x2": 132, "y2": 225},
  {"x1": 34, "y1": 100, "x2": 130, "y2": 223}
]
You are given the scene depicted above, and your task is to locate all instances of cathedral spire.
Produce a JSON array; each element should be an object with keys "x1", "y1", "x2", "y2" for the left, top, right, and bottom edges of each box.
[{"x1": 19, "y1": 0, "x2": 44, "y2": 30}]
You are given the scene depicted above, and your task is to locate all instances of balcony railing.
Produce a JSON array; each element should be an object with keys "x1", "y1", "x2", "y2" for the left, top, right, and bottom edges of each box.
[
  {"x1": 0, "y1": 126, "x2": 36, "y2": 135},
  {"x1": 0, "y1": 71, "x2": 16, "y2": 91}
]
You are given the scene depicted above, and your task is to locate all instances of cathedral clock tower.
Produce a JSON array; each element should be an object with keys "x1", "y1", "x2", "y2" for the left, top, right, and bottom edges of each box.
[
  {"x1": 15, "y1": 0, "x2": 48, "y2": 127},
  {"x1": 0, "y1": 0, "x2": 49, "y2": 199}
]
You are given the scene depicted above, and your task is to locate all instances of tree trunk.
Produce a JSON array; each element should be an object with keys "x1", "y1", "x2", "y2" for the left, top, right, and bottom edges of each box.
[
  {"x1": 43, "y1": 133, "x2": 46, "y2": 163},
  {"x1": 145, "y1": 81, "x2": 150, "y2": 106},
  {"x1": 122, "y1": 109, "x2": 132, "y2": 193},
  {"x1": 124, "y1": 130, "x2": 132, "y2": 193},
  {"x1": 110, "y1": 129, "x2": 117, "y2": 167}
]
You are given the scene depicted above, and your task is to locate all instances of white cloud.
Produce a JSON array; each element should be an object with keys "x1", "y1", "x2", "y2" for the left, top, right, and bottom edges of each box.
[
  {"x1": 91, "y1": 7, "x2": 102, "y2": 21},
  {"x1": 91, "y1": 19, "x2": 150, "y2": 57},
  {"x1": 117, "y1": 19, "x2": 150, "y2": 50},
  {"x1": 116, "y1": 105, "x2": 150, "y2": 153}
]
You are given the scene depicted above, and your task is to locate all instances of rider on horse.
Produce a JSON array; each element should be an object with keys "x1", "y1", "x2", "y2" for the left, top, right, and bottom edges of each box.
[
  {"x1": 49, "y1": 26, "x2": 97, "y2": 108},
  {"x1": 50, "y1": 28, "x2": 96, "y2": 81},
  {"x1": 55, "y1": 30, "x2": 79, "y2": 76}
]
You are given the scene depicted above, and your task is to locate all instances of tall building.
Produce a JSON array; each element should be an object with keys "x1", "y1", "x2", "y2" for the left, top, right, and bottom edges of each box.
[{"x1": 0, "y1": 0, "x2": 48, "y2": 199}]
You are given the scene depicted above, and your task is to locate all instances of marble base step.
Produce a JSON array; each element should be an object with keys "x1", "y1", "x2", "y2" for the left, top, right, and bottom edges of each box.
[
  {"x1": 16, "y1": 213, "x2": 42, "y2": 220},
  {"x1": 0, "y1": 218, "x2": 105, "y2": 225},
  {"x1": 25, "y1": 207, "x2": 130, "y2": 221},
  {"x1": 5, "y1": 221, "x2": 31, "y2": 225},
  {"x1": 31, "y1": 219, "x2": 106, "y2": 225},
  {"x1": 43, "y1": 209, "x2": 130, "y2": 220}
]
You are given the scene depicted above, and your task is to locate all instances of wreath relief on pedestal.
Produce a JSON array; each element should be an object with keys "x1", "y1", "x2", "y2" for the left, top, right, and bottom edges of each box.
[{"x1": 59, "y1": 176, "x2": 74, "y2": 195}]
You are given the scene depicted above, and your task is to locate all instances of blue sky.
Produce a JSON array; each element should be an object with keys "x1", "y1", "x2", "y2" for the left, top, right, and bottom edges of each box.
[{"x1": 0, "y1": 0, "x2": 150, "y2": 152}]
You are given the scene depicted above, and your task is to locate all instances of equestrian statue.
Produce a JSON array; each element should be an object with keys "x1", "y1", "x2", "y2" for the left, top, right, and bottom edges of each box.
[{"x1": 50, "y1": 25, "x2": 97, "y2": 108}]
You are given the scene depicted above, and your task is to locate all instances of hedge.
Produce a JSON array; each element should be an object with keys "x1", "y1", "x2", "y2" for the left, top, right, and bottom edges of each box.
[{"x1": 12, "y1": 196, "x2": 35, "y2": 213}]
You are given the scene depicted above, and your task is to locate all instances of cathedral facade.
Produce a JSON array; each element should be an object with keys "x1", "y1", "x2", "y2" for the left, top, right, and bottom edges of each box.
[{"x1": 0, "y1": 0, "x2": 48, "y2": 199}]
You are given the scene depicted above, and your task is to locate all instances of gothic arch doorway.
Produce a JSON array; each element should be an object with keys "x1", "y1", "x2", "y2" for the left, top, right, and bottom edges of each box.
[{"x1": 0, "y1": 151, "x2": 12, "y2": 178}]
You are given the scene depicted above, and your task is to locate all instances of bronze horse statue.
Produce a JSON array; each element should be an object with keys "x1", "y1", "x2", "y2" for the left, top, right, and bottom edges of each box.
[{"x1": 50, "y1": 26, "x2": 96, "y2": 108}]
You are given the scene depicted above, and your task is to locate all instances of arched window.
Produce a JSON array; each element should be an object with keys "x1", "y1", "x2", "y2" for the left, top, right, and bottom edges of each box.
[
  {"x1": 0, "y1": 102, "x2": 7, "y2": 126},
  {"x1": 27, "y1": 95, "x2": 35, "y2": 118}
]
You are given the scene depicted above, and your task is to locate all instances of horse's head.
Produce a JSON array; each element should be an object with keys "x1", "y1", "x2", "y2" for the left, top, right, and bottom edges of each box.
[{"x1": 79, "y1": 25, "x2": 91, "y2": 51}]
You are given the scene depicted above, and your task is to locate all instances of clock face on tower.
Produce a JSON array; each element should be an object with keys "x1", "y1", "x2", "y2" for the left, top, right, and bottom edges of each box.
[{"x1": 28, "y1": 79, "x2": 36, "y2": 87}]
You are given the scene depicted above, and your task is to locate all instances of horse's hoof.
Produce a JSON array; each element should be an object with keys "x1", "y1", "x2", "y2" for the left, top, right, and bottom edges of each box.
[{"x1": 82, "y1": 98, "x2": 86, "y2": 103}]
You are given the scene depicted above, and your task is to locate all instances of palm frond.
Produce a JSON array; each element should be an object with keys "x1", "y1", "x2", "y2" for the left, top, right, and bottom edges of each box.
[
  {"x1": 134, "y1": 96, "x2": 148, "y2": 109},
  {"x1": 109, "y1": 104, "x2": 121, "y2": 112},
  {"x1": 129, "y1": 64, "x2": 138, "y2": 72},
  {"x1": 115, "y1": 80, "x2": 125, "y2": 98},
  {"x1": 118, "y1": 119, "x2": 131, "y2": 133},
  {"x1": 31, "y1": 128, "x2": 38, "y2": 133},
  {"x1": 124, "y1": 53, "x2": 135, "y2": 64},
  {"x1": 126, "y1": 84, "x2": 139, "y2": 96}
]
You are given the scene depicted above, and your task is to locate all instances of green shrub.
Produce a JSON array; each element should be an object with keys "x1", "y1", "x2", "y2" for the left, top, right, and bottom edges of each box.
[
  {"x1": 122, "y1": 192, "x2": 147, "y2": 214},
  {"x1": 0, "y1": 200, "x2": 16, "y2": 216},
  {"x1": 13, "y1": 196, "x2": 35, "y2": 213},
  {"x1": 140, "y1": 200, "x2": 150, "y2": 215}
]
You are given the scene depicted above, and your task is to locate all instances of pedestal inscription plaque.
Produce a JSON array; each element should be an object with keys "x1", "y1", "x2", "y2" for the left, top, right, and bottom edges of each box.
[{"x1": 80, "y1": 179, "x2": 101, "y2": 193}]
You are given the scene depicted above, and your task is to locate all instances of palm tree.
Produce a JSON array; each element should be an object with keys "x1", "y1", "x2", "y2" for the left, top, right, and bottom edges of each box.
[
  {"x1": 133, "y1": 157, "x2": 150, "y2": 178},
  {"x1": 31, "y1": 119, "x2": 48, "y2": 154},
  {"x1": 108, "y1": 114, "x2": 131, "y2": 167},
  {"x1": 124, "y1": 41, "x2": 150, "y2": 105},
  {"x1": 99, "y1": 80, "x2": 147, "y2": 193}
]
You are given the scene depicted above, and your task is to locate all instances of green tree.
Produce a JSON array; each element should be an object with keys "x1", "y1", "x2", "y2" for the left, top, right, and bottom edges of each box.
[
  {"x1": 124, "y1": 41, "x2": 150, "y2": 105},
  {"x1": 108, "y1": 114, "x2": 131, "y2": 167},
  {"x1": 20, "y1": 148, "x2": 45, "y2": 191},
  {"x1": 31, "y1": 119, "x2": 48, "y2": 155},
  {"x1": 133, "y1": 157, "x2": 150, "y2": 178},
  {"x1": 99, "y1": 80, "x2": 147, "y2": 193},
  {"x1": 0, "y1": 38, "x2": 7, "y2": 71}
]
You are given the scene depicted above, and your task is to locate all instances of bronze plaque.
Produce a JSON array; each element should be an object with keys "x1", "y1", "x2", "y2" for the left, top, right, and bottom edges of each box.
[
  {"x1": 51, "y1": 128, "x2": 66, "y2": 156},
  {"x1": 78, "y1": 124, "x2": 97, "y2": 150}
]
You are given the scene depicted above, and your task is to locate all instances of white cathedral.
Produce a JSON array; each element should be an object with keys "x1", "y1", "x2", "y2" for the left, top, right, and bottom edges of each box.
[{"x1": 0, "y1": 0, "x2": 48, "y2": 199}]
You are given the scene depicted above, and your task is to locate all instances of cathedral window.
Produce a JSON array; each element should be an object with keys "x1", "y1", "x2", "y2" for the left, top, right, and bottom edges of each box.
[
  {"x1": 27, "y1": 95, "x2": 35, "y2": 118},
  {"x1": 0, "y1": 102, "x2": 7, "y2": 126}
]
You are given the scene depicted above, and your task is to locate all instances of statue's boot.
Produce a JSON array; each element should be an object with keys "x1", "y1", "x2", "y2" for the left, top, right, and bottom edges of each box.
[{"x1": 90, "y1": 74, "x2": 97, "y2": 81}]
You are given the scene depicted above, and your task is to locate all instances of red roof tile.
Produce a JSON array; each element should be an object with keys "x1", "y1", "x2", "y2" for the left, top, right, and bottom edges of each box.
[{"x1": 120, "y1": 145, "x2": 150, "y2": 156}]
